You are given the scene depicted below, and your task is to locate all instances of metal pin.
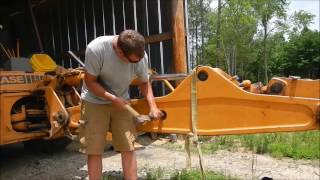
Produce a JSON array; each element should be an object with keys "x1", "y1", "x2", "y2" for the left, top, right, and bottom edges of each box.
[
  {"x1": 102, "y1": 0, "x2": 106, "y2": 35},
  {"x1": 66, "y1": 2, "x2": 72, "y2": 68},
  {"x1": 92, "y1": 0, "x2": 96, "y2": 38},
  {"x1": 83, "y1": 0, "x2": 88, "y2": 45},
  {"x1": 58, "y1": 0, "x2": 63, "y2": 66},
  {"x1": 122, "y1": 0, "x2": 126, "y2": 30},
  {"x1": 157, "y1": 0, "x2": 164, "y2": 73},
  {"x1": 112, "y1": 0, "x2": 116, "y2": 35},
  {"x1": 157, "y1": 0, "x2": 165, "y2": 95},
  {"x1": 50, "y1": 2, "x2": 56, "y2": 56},
  {"x1": 146, "y1": 0, "x2": 151, "y2": 67},
  {"x1": 133, "y1": 0, "x2": 137, "y2": 31},
  {"x1": 74, "y1": 0, "x2": 79, "y2": 51}
]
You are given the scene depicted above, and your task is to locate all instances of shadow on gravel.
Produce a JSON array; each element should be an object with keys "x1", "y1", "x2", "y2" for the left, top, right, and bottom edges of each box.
[
  {"x1": 0, "y1": 140, "x2": 118, "y2": 180},
  {"x1": 102, "y1": 170, "x2": 150, "y2": 180},
  {"x1": 0, "y1": 134, "x2": 161, "y2": 179}
]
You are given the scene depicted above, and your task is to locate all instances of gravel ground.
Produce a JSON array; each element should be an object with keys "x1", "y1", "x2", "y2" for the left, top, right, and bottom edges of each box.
[{"x1": 0, "y1": 137, "x2": 319, "y2": 180}]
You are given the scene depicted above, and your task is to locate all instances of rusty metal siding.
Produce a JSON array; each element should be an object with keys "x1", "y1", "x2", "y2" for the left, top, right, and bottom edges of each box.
[{"x1": 9, "y1": 0, "x2": 173, "y2": 74}]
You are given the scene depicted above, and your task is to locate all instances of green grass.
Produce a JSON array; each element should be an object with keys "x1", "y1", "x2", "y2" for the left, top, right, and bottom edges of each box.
[
  {"x1": 163, "y1": 131, "x2": 320, "y2": 160},
  {"x1": 102, "y1": 167, "x2": 236, "y2": 180},
  {"x1": 237, "y1": 131, "x2": 320, "y2": 159},
  {"x1": 145, "y1": 168, "x2": 236, "y2": 180},
  {"x1": 145, "y1": 167, "x2": 167, "y2": 179}
]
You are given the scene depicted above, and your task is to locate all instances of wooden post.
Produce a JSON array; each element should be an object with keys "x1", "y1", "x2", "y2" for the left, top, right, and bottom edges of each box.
[{"x1": 172, "y1": 0, "x2": 187, "y2": 74}]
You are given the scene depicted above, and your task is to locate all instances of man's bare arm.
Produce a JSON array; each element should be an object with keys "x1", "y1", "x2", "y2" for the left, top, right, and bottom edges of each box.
[
  {"x1": 139, "y1": 81, "x2": 163, "y2": 118},
  {"x1": 84, "y1": 71, "x2": 127, "y2": 107}
]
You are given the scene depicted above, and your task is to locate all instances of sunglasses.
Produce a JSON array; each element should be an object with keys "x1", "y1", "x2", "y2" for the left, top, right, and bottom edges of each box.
[
  {"x1": 119, "y1": 47, "x2": 142, "y2": 63},
  {"x1": 124, "y1": 53, "x2": 141, "y2": 63}
]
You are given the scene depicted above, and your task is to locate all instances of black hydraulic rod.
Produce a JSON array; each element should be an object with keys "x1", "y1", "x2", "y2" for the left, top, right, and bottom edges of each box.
[
  {"x1": 68, "y1": 51, "x2": 85, "y2": 67},
  {"x1": 28, "y1": 0, "x2": 44, "y2": 52}
]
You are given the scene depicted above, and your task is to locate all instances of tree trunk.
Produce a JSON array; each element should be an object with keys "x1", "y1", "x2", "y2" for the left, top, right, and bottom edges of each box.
[
  {"x1": 191, "y1": 21, "x2": 195, "y2": 68},
  {"x1": 263, "y1": 21, "x2": 268, "y2": 84},
  {"x1": 233, "y1": 44, "x2": 237, "y2": 75},
  {"x1": 227, "y1": 46, "x2": 231, "y2": 74},
  {"x1": 241, "y1": 60, "x2": 244, "y2": 79},
  {"x1": 216, "y1": 0, "x2": 222, "y2": 68},
  {"x1": 195, "y1": 0, "x2": 199, "y2": 65},
  {"x1": 195, "y1": 29, "x2": 198, "y2": 65},
  {"x1": 200, "y1": 0, "x2": 204, "y2": 64},
  {"x1": 221, "y1": 36, "x2": 228, "y2": 71},
  {"x1": 171, "y1": 0, "x2": 187, "y2": 74},
  {"x1": 230, "y1": 47, "x2": 233, "y2": 75}
]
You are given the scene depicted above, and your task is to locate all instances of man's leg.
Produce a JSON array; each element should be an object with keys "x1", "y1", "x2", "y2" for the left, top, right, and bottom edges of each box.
[
  {"x1": 88, "y1": 154, "x2": 102, "y2": 180},
  {"x1": 79, "y1": 102, "x2": 111, "y2": 180},
  {"x1": 121, "y1": 151, "x2": 137, "y2": 180}
]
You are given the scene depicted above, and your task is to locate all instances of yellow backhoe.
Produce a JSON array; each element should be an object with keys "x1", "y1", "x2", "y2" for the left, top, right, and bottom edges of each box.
[{"x1": 0, "y1": 54, "x2": 319, "y2": 146}]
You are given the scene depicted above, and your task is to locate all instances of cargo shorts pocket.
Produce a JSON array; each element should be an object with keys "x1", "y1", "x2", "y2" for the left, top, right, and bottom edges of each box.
[
  {"x1": 111, "y1": 110, "x2": 136, "y2": 151},
  {"x1": 78, "y1": 101, "x2": 88, "y2": 153},
  {"x1": 78, "y1": 101, "x2": 111, "y2": 154},
  {"x1": 78, "y1": 119, "x2": 88, "y2": 148}
]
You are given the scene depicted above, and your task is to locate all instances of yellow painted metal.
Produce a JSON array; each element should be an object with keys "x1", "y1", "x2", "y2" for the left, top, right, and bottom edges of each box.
[
  {"x1": 0, "y1": 66, "x2": 319, "y2": 146},
  {"x1": 43, "y1": 86, "x2": 69, "y2": 139},
  {"x1": 0, "y1": 69, "x2": 70, "y2": 144},
  {"x1": 163, "y1": 80, "x2": 175, "y2": 92},
  {"x1": 280, "y1": 77, "x2": 320, "y2": 98},
  {"x1": 133, "y1": 66, "x2": 319, "y2": 135},
  {"x1": 30, "y1": 54, "x2": 57, "y2": 72},
  {"x1": 0, "y1": 91, "x2": 47, "y2": 144},
  {"x1": 0, "y1": 71, "x2": 45, "y2": 92}
]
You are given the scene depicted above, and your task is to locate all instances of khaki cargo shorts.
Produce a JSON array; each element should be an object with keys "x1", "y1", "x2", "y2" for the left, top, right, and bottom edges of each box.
[{"x1": 79, "y1": 100, "x2": 136, "y2": 155}]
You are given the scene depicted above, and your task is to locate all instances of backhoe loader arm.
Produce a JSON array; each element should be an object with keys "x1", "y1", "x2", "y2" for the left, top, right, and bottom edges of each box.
[
  {"x1": 131, "y1": 66, "x2": 319, "y2": 135},
  {"x1": 57, "y1": 66, "x2": 318, "y2": 139}
]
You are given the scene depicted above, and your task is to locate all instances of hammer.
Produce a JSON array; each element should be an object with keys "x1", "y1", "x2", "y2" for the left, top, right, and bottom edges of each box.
[
  {"x1": 98, "y1": 78, "x2": 152, "y2": 124},
  {"x1": 123, "y1": 104, "x2": 152, "y2": 124}
]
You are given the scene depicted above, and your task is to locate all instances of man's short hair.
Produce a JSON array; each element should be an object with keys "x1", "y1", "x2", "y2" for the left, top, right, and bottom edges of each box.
[{"x1": 118, "y1": 30, "x2": 145, "y2": 59}]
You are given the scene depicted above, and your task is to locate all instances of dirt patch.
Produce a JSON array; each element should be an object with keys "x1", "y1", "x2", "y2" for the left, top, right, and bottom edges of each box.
[{"x1": 0, "y1": 138, "x2": 319, "y2": 180}]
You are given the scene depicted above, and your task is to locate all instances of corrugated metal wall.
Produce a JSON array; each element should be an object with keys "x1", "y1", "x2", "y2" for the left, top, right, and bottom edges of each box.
[
  {"x1": 1, "y1": 0, "x2": 191, "y2": 96},
  {"x1": 9, "y1": 0, "x2": 174, "y2": 75}
]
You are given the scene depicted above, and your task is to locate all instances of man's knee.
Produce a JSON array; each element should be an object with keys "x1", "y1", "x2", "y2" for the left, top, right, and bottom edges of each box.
[
  {"x1": 121, "y1": 151, "x2": 136, "y2": 160},
  {"x1": 87, "y1": 154, "x2": 102, "y2": 162},
  {"x1": 121, "y1": 151, "x2": 135, "y2": 156}
]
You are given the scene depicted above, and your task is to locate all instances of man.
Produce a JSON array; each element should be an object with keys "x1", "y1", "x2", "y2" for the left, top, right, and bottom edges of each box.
[{"x1": 80, "y1": 30, "x2": 163, "y2": 180}]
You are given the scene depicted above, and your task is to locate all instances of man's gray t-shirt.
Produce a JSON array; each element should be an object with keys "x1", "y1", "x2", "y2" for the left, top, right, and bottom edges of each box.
[{"x1": 81, "y1": 35, "x2": 149, "y2": 104}]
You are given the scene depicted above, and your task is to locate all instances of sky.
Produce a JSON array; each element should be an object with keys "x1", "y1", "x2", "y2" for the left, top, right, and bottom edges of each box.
[{"x1": 210, "y1": 0, "x2": 320, "y2": 31}]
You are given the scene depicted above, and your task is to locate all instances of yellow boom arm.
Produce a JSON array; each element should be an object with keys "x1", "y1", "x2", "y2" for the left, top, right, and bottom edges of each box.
[{"x1": 131, "y1": 66, "x2": 319, "y2": 135}]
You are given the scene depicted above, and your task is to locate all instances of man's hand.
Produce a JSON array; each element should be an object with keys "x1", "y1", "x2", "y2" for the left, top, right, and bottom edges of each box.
[
  {"x1": 139, "y1": 81, "x2": 163, "y2": 120},
  {"x1": 149, "y1": 107, "x2": 164, "y2": 119},
  {"x1": 111, "y1": 96, "x2": 129, "y2": 109}
]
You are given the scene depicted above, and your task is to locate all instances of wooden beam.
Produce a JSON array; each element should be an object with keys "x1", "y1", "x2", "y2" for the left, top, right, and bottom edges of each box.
[
  {"x1": 62, "y1": 33, "x2": 173, "y2": 61},
  {"x1": 144, "y1": 32, "x2": 172, "y2": 44},
  {"x1": 171, "y1": 0, "x2": 187, "y2": 74}
]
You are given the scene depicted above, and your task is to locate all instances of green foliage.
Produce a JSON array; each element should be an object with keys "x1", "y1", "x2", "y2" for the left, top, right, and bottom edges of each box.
[
  {"x1": 163, "y1": 136, "x2": 237, "y2": 154},
  {"x1": 188, "y1": 0, "x2": 213, "y2": 67},
  {"x1": 267, "y1": 30, "x2": 320, "y2": 78},
  {"x1": 186, "y1": 0, "x2": 320, "y2": 159},
  {"x1": 266, "y1": 131, "x2": 320, "y2": 159},
  {"x1": 103, "y1": 168, "x2": 236, "y2": 180},
  {"x1": 144, "y1": 168, "x2": 235, "y2": 180},
  {"x1": 146, "y1": 167, "x2": 166, "y2": 180},
  {"x1": 196, "y1": 0, "x2": 319, "y2": 81},
  {"x1": 252, "y1": 0, "x2": 287, "y2": 26},
  {"x1": 171, "y1": 169, "x2": 234, "y2": 180},
  {"x1": 291, "y1": 10, "x2": 316, "y2": 33},
  {"x1": 204, "y1": 0, "x2": 258, "y2": 75},
  {"x1": 283, "y1": 30, "x2": 319, "y2": 78},
  {"x1": 196, "y1": 131, "x2": 320, "y2": 160},
  {"x1": 200, "y1": 136, "x2": 236, "y2": 153}
]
